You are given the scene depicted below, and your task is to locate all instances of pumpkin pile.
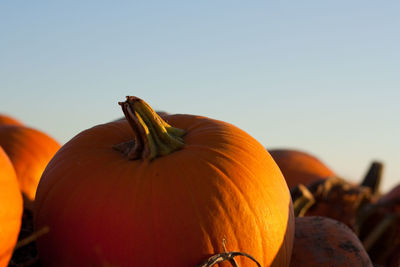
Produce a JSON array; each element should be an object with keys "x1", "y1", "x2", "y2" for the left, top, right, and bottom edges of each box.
[
  {"x1": 0, "y1": 115, "x2": 60, "y2": 266},
  {"x1": 0, "y1": 116, "x2": 61, "y2": 210},
  {"x1": 281, "y1": 150, "x2": 400, "y2": 266},
  {"x1": 1, "y1": 97, "x2": 399, "y2": 266}
]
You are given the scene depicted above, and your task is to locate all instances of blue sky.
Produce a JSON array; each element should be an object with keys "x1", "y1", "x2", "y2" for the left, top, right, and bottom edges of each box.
[{"x1": 1, "y1": 1, "x2": 399, "y2": 191}]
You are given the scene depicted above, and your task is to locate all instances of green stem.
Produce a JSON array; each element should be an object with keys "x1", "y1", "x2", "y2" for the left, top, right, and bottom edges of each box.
[{"x1": 114, "y1": 96, "x2": 185, "y2": 160}]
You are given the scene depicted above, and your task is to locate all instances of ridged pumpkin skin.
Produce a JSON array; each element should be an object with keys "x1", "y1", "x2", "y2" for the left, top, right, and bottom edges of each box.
[
  {"x1": 0, "y1": 147, "x2": 23, "y2": 267},
  {"x1": 0, "y1": 114, "x2": 23, "y2": 126},
  {"x1": 290, "y1": 216, "x2": 372, "y2": 267},
  {"x1": 35, "y1": 113, "x2": 294, "y2": 266},
  {"x1": 269, "y1": 149, "x2": 335, "y2": 189},
  {"x1": 0, "y1": 125, "x2": 60, "y2": 204}
]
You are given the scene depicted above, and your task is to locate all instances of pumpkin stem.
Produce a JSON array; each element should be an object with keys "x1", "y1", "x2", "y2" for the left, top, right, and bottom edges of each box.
[
  {"x1": 196, "y1": 251, "x2": 261, "y2": 267},
  {"x1": 113, "y1": 96, "x2": 185, "y2": 160},
  {"x1": 197, "y1": 239, "x2": 261, "y2": 267},
  {"x1": 14, "y1": 226, "x2": 50, "y2": 250},
  {"x1": 362, "y1": 213, "x2": 399, "y2": 251},
  {"x1": 360, "y1": 161, "x2": 383, "y2": 197},
  {"x1": 291, "y1": 184, "x2": 316, "y2": 217}
]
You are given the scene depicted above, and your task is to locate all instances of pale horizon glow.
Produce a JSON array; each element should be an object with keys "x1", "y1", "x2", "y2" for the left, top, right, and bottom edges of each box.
[{"x1": 1, "y1": 1, "x2": 399, "y2": 192}]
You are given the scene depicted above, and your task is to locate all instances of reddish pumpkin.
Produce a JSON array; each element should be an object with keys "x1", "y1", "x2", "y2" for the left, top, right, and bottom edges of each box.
[
  {"x1": 0, "y1": 147, "x2": 23, "y2": 267},
  {"x1": 379, "y1": 184, "x2": 400, "y2": 204},
  {"x1": 35, "y1": 96, "x2": 294, "y2": 267},
  {"x1": 269, "y1": 149, "x2": 335, "y2": 189},
  {"x1": 0, "y1": 125, "x2": 60, "y2": 207},
  {"x1": 290, "y1": 216, "x2": 372, "y2": 267}
]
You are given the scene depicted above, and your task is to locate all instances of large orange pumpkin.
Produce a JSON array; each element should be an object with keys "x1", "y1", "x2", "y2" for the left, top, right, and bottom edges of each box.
[
  {"x1": 0, "y1": 125, "x2": 60, "y2": 207},
  {"x1": 0, "y1": 147, "x2": 23, "y2": 267},
  {"x1": 0, "y1": 114, "x2": 23, "y2": 126},
  {"x1": 268, "y1": 149, "x2": 335, "y2": 189},
  {"x1": 35, "y1": 96, "x2": 294, "y2": 267}
]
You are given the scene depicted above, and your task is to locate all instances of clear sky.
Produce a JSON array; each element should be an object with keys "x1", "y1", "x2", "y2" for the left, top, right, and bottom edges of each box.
[{"x1": 1, "y1": 1, "x2": 399, "y2": 192}]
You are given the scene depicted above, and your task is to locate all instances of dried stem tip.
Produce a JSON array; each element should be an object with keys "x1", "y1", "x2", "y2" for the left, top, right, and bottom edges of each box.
[{"x1": 114, "y1": 96, "x2": 185, "y2": 160}]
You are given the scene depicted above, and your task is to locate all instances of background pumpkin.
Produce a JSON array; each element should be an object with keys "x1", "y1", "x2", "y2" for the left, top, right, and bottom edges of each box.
[
  {"x1": 34, "y1": 96, "x2": 294, "y2": 267},
  {"x1": 357, "y1": 183, "x2": 400, "y2": 266},
  {"x1": 378, "y1": 184, "x2": 400, "y2": 204},
  {"x1": 0, "y1": 146, "x2": 23, "y2": 267},
  {"x1": 0, "y1": 114, "x2": 23, "y2": 126},
  {"x1": 290, "y1": 216, "x2": 372, "y2": 267},
  {"x1": 268, "y1": 149, "x2": 335, "y2": 189},
  {"x1": 0, "y1": 125, "x2": 60, "y2": 209}
]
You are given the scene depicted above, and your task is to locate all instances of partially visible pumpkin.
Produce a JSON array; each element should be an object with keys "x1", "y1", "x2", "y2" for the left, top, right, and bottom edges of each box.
[
  {"x1": 0, "y1": 114, "x2": 23, "y2": 126},
  {"x1": 0, "y1": 146, "x2": 23, "y2": 267},
  {"x1": 290, "y1": 216, "x2": 372, "y2": 267},
  {"x1": 269, "y1": 149, "x2": 335, "y2": 189},
  {"x1": 35, "y1": 96, "x2": 294, "y2": 267},
  {"x1": 0, "y1": 125, "x2": 60, "y2": 208},
  {"x1": 357, "y1": 183, "x2": 400, "y2": 267},
  {"x1": 378, "y1": 184, "x2": 400, "y2": 204}
]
